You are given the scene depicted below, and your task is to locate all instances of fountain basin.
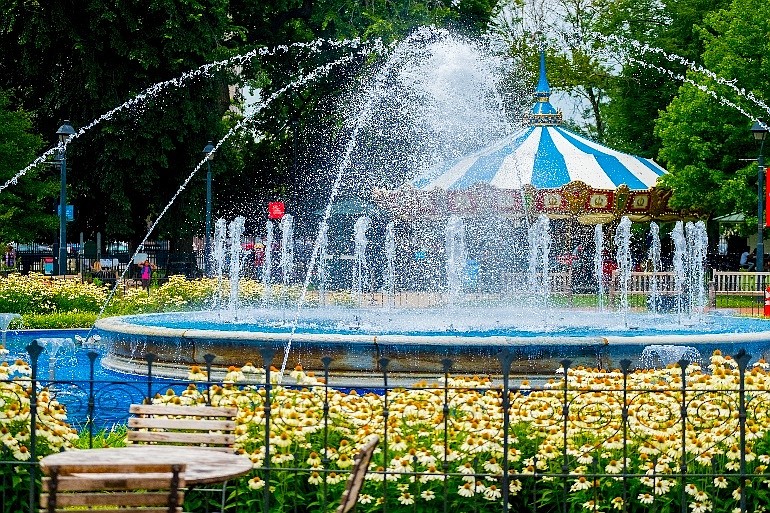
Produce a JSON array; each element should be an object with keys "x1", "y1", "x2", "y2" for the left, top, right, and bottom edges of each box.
[{"x1": 96, "y1": 308, "x2": 770, "y2": 381}]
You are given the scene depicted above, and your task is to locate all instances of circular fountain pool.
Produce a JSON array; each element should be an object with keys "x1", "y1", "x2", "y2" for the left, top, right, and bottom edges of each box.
[{"x1": 96, "y1": 306, "x2": 770, "y2": 380}]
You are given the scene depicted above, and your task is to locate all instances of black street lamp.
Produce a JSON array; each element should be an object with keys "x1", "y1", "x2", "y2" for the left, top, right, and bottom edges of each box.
[
  {"x1": 56, "y1": 120, "x2": 75, "y2": 276},
  {"x1": 752, "y1": 121, "x2": 768, "y2": 274},
  {"x1": 203, "y1": 141, "x2": 215, "y2": 276}
]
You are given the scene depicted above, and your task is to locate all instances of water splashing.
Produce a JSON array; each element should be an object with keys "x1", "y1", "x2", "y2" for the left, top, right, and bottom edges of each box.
[
  {"x1": 593, "y1": 225, "x2": 605, "y2": 311},
  {"x1": 352, "y1": 216, "x2": 372, "y2": 304},
  {"x1": 671, "y1": 221, "x2": 687, "y2": 320},
  {"x1": 317, "y1": 222, "x2": 330, "y2": 306},
  {"x1": 686, "y1": 221, "x2": 708, "y2": 318},
  {"x1": 280, "y1": 214, "x2": 295, "y2": 289},
  {"x1": 647, "y1": 222, "x2": 662, "y2": 314},
  {"x1": 384, "y1": 221, "x2": 397, "y2": 308},
  {"x1": 228, "y1": 217, "x2": 245, "y2": 317},
  {"x1": 640, "y1": 344, "x2": 701, "y2": 368},
  {"x1": 212, "y1": 218, "x2": 228, "y2": 311},
  {"x1": 614, "y1": 216, "x2": 632, "y2": 325},
  {"x1": 445, "y1": 215, "x2": 466, "y2": 305},
  {"x1": 262, "y1": 220, "x2": 275, "y2": 307},
  {"x1": 528, "y1": 214, "x2": 551, "y2": 311}
]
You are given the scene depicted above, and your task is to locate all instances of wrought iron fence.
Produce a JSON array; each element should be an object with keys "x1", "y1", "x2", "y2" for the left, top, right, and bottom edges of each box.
[{"x1": 2, "y1": 341, "x2": 769, "y2": 513}]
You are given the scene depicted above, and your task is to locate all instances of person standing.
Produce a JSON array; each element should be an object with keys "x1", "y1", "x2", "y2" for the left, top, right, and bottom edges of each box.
[{"x1": 140, "y1": 259, "x2": 154, "y2": 294}]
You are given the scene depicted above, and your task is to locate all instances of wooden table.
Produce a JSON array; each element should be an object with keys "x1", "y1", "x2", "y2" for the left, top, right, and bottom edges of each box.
[{"x1": 40, "y1": 446, "x2": 253, "y2": 486}]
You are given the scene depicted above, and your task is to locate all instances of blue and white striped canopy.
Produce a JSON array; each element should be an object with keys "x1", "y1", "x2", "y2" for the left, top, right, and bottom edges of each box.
[
  {"x1": 412, "y1": 50, "x2": 667, "y2": 193},
  {"x1": 412, "y1": 124, "x2": 667, "y2": 192}
]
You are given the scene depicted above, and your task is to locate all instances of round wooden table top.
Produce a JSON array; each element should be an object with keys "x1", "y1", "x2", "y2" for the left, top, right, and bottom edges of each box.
[{"x1": 40, "y1": 445, "x2": 253, "y2": 486}]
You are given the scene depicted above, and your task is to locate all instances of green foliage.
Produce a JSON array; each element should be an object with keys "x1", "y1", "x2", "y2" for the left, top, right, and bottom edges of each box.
[
  {"x1": 0, "y1": 91, "x2": 53, "y2": 241},
  {"x1": 20, "y1": 312, "x2": 99, "y2": 330},
  {"x1": 0, "y1": 1, "x2": 238, "y2": 244},
  {"x1": 0, "y1": 1, "x2": 499, "y2": 246},
  {"x1": 72, "y1": 425, "x2": 128, "y2": 449},
  {"x1": 652, "y1": 0, "x2": 770, "y2": 220},
  {"x1": 0, "y1": 274, "x2": 285, "y2": 327}
]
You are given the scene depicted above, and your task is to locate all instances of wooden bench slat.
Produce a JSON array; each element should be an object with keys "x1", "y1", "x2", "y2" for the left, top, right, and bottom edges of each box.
[
  {"x1": 129, "y1": 404, "x2": 237, "y2": 417},
  {"x1": 43, "y1": 475, "x2": 186, "y2": 491},
  {"x1": 41, "y1": 491, "x2": 182, "y2": 507},
  {"x1": 41, "y1": 462, "x2": 185, "y2": 475},
  {"x1": 40, "y1": 508, "x2": 181, "y2": 513},
  {"x1": 127, "y1": 431, "x2": 235, "y2": 446},
  {"x1": 128, "y1": 417, "x2": 235, "y2": 431},
  {"x1": 40, "y1": 462, "x2": 184, "y2": 512},
  {"x1": 40, "y1": 491, "x2": 184, "y2": 511}
]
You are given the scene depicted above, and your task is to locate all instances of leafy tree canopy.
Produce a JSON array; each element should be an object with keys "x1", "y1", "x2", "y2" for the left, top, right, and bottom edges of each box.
[{"x1": 655, "y1": 0, "x2": 770, "y2": 221}]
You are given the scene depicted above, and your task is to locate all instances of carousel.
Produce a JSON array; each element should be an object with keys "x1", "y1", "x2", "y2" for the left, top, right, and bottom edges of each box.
[{"x1": 374, "y1": 51, "x2": 680, "y2": 225}]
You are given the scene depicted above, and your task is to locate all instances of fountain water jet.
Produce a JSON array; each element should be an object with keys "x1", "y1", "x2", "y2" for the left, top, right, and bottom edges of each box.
[
  {"x1": 280, "y1": 214, "x2": 295, "y2": 289},
  {"x1": 614, "y1": 216, "x2": 633, "y2": 325},
  {"x1": 37, "y1": 337, "x2": 76, "y2": 381},
  {"x1": 0, "y1": 313, "x2": 21, "y2": 348},
  {"x1": 445, "y1": 215, "x2": 466, "y2": 305},
  {"x1": 647, "y1": 222, "x2": 663, "y2": 314},
  {"x1": 383, "y1": 221, "x2": 397, "y2": 309},
  {"x1": 593, "y1": 225, "x2": 605, "y2": 311},
  {"x1": 227, "y1": 217, "x2": 246, "y2": 316}
]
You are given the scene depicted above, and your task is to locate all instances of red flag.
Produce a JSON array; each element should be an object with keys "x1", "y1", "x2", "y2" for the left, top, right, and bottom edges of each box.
[{"x1": 268, "y1": 201, "x2": 285, "y2": 219}]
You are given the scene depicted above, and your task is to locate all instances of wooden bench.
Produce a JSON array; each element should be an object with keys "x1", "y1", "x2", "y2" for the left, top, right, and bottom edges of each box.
[
  {"x1": 127, "y1": 404, "x2": 237, "y2": 451},
  {"x1": 40, "y1": 461, "x2": 185, "y2": 513},
  {"x1": 127, "y1": 403, "x2": 238, "y2": 512}
]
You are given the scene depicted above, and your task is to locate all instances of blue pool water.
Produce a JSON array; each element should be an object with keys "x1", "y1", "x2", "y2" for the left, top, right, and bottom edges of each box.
[{"x1": 2, "y1": 329, "x2": 182, "y2": 429}]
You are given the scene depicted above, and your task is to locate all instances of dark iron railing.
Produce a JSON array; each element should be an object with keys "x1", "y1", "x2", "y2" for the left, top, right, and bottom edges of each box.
[{"x1": 2, "y1": 341, "x2": 769, "y2": 513}]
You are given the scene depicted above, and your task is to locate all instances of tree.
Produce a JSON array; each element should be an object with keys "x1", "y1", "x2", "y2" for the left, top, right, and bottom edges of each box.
[
  {"x1": 655, "y1": 0, "x2": 770, "y2": 220},
  {"x1": 0, "y1": 91, "x2": 52, "y2": 242},
  {"x1": 0, "y1": 0, "x2": 238, "y2": 248}
]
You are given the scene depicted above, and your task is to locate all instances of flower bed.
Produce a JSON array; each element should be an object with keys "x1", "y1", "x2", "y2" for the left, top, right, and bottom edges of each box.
[
  {"x1": 164, "y1": 352, "x2": 770, "y2": 512},
  {"x1": 3, "y1": 347, "x2": 770, "y2": 512}
]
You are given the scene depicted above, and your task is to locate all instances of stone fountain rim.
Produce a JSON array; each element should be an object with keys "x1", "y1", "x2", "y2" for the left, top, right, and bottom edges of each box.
[{"x1": 94, "y1": 313, "x2": 770, "y2": 348}]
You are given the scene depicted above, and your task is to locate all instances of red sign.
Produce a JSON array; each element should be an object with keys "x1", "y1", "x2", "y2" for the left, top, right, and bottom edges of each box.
[{"x1": 268, "y1": 201, "x2": 285, "y2": 219}]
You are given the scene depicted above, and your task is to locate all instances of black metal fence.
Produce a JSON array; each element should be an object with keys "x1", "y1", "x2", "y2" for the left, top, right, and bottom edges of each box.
[
  {"x1": 6, "y1": 241, "x2": 208, "y2": 284},
  {"x1": 2, "y1": 341, "x2": 769, "y2": 513}
]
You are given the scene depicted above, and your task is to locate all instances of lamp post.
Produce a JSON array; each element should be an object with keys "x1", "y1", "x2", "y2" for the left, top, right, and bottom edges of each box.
[
  {"x1": 203, "y1": 141, "x2": 215, "y2": 276},
  {"x1": 56, "y1": 120, "x2": 75, "y2": 276},
  {"x1": 752, "y1": 121, "x2": 768, "y2": 274}
]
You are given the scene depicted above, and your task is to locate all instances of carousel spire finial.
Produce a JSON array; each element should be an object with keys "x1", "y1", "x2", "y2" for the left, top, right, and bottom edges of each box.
[{"x1": 528, "y1": 36, "x2": 562, "y2": 127}]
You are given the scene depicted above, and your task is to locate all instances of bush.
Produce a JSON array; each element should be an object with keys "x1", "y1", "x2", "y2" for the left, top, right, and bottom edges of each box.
[{"x1": 20, "y1": 312, "x2": 99, "y2": 329}]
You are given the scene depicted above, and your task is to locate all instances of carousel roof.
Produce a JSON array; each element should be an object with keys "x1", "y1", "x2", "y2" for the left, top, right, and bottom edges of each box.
[
  {"x1": 412, "y1": 125, "x2": 667, "y2": 192},
  {"x1": 412, "y1": 51, "x2": 667, "y2": 192}
]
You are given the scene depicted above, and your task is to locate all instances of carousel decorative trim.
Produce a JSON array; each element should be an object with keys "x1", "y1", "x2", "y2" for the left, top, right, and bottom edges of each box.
[{"x1": 372, "y1": 181, "x2": 682, "y2": 225}]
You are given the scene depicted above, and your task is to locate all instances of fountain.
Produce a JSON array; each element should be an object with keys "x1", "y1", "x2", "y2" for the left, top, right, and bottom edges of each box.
[
  {"x1": 614, "y1": 216, "x2": 633, "y2": 325},
  {"x1": 32, "y1": 29, "x2": 770, "y2": 380},
  {"x1": 639, "y1": 344, "x2": 702, "y2": 368},
  {"x1": 647, "y1": 222, "x2": 662, "y2": 314},
  {"x1": 593, "y1": 225, "x2": 605, "y2": 311},
  {"x1": 383, "y1": 221, "x2": 396, "y2": 308}
]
